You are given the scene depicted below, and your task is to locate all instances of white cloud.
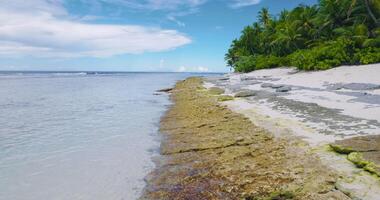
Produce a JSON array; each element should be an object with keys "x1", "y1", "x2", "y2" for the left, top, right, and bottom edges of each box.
[
  {"x1": 177, "y1": 66, "x2": 187, "y2": 72},
  {"x1": 197, "y1": 66, "x2": 209, "y2": 72},
  {"x1": 177, "y1": 66, "x2": 210, "y2": 72},
  {"x1": 230, "y1": 0, "x2": 262, "y2": 8},
  {"x1": 0, "y1": 0, "x2": 191, "y2": 58}
]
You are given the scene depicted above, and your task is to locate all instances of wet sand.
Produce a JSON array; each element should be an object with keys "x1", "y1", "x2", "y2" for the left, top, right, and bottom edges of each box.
[{"x1": 141, "y1": 77, "x2": 349, "y2": 200}]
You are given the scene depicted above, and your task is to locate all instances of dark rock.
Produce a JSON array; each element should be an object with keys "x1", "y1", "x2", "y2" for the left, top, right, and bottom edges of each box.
[
  {"x1": 234, "y1": 90, "x2": 256, "y2": 98},
  {"x1": 326, "y1": 83, "x2": 343, "y2": 90},
  {"x1": 157, "y1": 88, "x2": 173, "y2": 92},
  {"x1": 276, "y1": 86, "x2": 291, "y2": 92},
  {"x1": 261, "y1": 83, "x2": 274, "y2": 88},
  {"x1": 342, "y1": 83, "x2": 380, "y2": 91},
  {"x1": 328, "y1": 83, "x2": 380, "y2": 91},
  {"x1": 240, "y1": 76, "x2": 256, "y2": 81},
  {"x1": 218, "y1": 77, "x2": 230, "y2": 81},
  {"x1": 271, "y1": 84, "x2": 285, "y2": 89}
]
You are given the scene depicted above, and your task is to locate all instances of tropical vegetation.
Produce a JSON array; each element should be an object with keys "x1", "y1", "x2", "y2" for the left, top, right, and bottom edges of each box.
[{"x1": 225, "y1": 0, "x2": 380, "y2": 72}]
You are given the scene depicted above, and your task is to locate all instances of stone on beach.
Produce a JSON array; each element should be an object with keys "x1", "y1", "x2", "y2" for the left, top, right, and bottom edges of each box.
[
  {"x1": 328, "y1": 83, "x2": 380, "y2": 91},
  {"x1": 342, "y1": 83, "x2": 380, "y2": 91},
  {"x1": 208, "y1": 87, "x2": 225, "y2": 95},
  {"x1": 276, "y1": 86, "x2": 292, "y2": 92},
  {"x1": 234, "y1": 90, "x2": 256, "y2": 97},
  {"x1": 330, "y1": 135, "x2": 380, "y2": 176},
  {"x1": 330, "y1": 135, "x2": 380, "y2": 153},
  {"x1": 261, "y1": 83, "x2": 274, "y2": 88},
  {"x1": 271, "y1": 84, "x2": 285, "y2": 89},
  {"x1": 157, "y1": 88, "x2": 173, "y2": 92},
  {"x1": 240, "y1": 76, "x2": 256, "y2": 81},
  {"x1": 218, "y1": 95, "x2": 234, "y2": 101}
]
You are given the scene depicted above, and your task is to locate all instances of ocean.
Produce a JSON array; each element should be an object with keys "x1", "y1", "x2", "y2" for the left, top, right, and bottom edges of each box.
[{"x1": 0, "y1": 72, "x2": 216, "y2": 200}]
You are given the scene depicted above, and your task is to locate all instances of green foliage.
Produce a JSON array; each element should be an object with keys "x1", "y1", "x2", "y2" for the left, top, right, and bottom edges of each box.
[
  {"x1": 234, "y1": 55, "x2": 286, "y2": 72},
  {"x1": 234, "y1": 55, "x2": 256, "y2": 72},
  {"x1": 226, "y1": 0, "x2": 380, "y2": 72},
  {"x1": 354, "y1": 47, "x2": 380, "y2": 64},
  {"x1": 255, "y1": 55, "x2": 285, "y2": 70},
  {"x1": 288, "y1": 39, "x2": 353, "y2": 70}
]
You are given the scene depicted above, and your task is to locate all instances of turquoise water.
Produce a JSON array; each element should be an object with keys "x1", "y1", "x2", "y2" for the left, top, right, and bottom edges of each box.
[{"x1": 0, "y1": 72, "x2": 213, "y2": 200}]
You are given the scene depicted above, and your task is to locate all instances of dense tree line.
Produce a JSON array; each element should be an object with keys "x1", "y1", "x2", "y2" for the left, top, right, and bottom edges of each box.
[{"x1": 226, "y1": 0, "x2": 380, "y2": 72}]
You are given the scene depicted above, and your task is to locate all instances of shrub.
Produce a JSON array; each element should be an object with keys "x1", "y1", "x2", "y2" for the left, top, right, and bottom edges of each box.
[
  {"x1": 354, "y1": 47, "x2": 380, "y2": 64},
  {"x1": 234, "y1": 55, "x2": 286, "y2": 72},
  {"x1": 288, "y1": 39, "x2": 353, "y2": 70},
  {"x1": 234, "y1": 55, "x2": 257, "y2": 72},
  {"x1": 255, "y1": 55, "x2": 284, "y2": 70}
]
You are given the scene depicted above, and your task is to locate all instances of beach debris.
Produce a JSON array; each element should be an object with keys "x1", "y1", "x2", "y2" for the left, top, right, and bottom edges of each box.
[
  {"x1": 157, "y1": 88, "x2": 173, "y2": 92},
  {"x1": 234, "y1": 90, "x2": 256, "y2": 97},
  {"x1": 208, "y1": 87, "x2": 225, "y2": 95},
  {"x1": 330, "y1": 135, "x2": 380, "y2": 176},
  {"x1": 276, "y1": 86, "x2": 292, "y2": 92}
]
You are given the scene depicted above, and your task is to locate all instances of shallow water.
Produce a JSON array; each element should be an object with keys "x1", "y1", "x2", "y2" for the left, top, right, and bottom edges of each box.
[{"x1": 0, "y1": 72, "x2": 210, "y2": 200}]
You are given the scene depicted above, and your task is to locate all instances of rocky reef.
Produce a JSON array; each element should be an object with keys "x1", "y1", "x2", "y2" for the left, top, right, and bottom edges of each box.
[{"x1": 141, "y1": 77, "x2": 350, "y2": 200}]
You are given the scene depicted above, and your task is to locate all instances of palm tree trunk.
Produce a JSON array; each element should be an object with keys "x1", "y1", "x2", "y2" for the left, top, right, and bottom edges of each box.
[{"x1": 364, "y1": 0, "x2": 379, "y2": 25}]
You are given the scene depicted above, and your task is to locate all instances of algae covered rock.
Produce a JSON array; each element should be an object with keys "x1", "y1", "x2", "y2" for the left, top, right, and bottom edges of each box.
[
  {"x1": 347, "y1": 152, "x2": 380, "y2": 176},
  {"x1": 209, "y1": 87, "x2": 225, "y2": 95},
  {"x1": 330, "y1": 135, "x2": 380, "y2": 153},
  {"x1": 331, "y1": 135, "x2": 380, "y2": 176},
  {"x1": 329, "y1": 144, "x2": 355, "y2": 154},
  {"x1": 234, "y1": 90, "x2": 256, "y2": 98},
  {"x1": 218, "y1": 95, "x2": 234, "y2": 102}
]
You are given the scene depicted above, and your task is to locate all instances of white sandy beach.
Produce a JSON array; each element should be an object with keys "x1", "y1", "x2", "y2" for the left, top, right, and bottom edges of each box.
[{"x1": 206, "y1": 63, "x2": 380, "y2": 145}]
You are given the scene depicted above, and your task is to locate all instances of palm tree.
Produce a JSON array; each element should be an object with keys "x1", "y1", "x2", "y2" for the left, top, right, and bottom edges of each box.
[{"x1": 258, "y1": 8, "x2": 271, "y2": 28}]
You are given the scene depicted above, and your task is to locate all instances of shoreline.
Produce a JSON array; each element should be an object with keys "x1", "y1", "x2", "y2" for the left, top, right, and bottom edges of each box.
[{"x1": 141, "y1": 77, "x2": 350, "y2": 199}]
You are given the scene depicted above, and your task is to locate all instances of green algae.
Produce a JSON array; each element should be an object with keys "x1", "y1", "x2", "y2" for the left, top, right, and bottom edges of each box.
[
  {"x1": 330, "y1": 136, "x2": 380, "y2": 177},
  {"x1": 329, "y1": 144, "x2": 354, "y2": 154},
  {"x1": 218, "y1": 95, "x2": 234, "y2": 101},
  {"x1": 347, "y1": 152, "x2": 380, "y2": 177},
  {"x1": 347, "y1": 152, "x2": 367, "y2": 167},
  {"x1": 208, "y1": 87, "x2": 225, "y2": 95}
]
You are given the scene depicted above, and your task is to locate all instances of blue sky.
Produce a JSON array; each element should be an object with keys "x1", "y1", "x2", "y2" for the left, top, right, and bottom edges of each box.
[{"x1": 0, "y1": 0, "x2": 317, "y2": 72}]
